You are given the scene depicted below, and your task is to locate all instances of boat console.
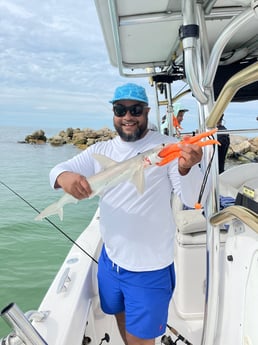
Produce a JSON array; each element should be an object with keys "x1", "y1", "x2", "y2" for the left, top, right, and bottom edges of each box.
[{"x1": 172, "y1": 193, "x2": 228, "y2": 320}]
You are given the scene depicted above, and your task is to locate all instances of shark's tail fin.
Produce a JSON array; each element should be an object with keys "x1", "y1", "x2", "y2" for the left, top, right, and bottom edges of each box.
[
  {"x1": 35, "y1": 193, "x2": 78, "y2": 221},
  {"x1": 35, "y1": 202, "x2": 64, "y2": 221}
]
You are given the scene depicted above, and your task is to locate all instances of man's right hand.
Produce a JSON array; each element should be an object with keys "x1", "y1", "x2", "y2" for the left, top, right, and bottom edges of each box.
[{"x1": 55, "y1": 171, "x2": 92, "y2": 200}]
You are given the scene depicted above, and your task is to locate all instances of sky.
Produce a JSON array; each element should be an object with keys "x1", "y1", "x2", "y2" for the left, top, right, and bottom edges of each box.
[
  {"x1": 0, "y1": 0, "x2": 165, "y2": 132},
  {"x1": 0, "y1": 0, "x2": 257, "y2": 134}
]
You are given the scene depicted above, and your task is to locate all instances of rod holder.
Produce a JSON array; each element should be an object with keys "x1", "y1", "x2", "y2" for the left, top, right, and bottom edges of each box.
[{"x1": 1, "y1": 303, "x2": 48, "y2": 345}]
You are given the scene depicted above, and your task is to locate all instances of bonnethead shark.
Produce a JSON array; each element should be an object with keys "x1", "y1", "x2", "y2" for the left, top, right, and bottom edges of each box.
[
  {"x1": 35, "y1": 130, "x2": 219, "y2": 221},
  {"x1": 35, "y1": 144, "x2": 167, "y2": 221}
]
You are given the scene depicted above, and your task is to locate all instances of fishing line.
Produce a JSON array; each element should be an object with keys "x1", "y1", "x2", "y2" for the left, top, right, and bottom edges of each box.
[{"x1": 0, "y1": 180, "x2": 98, "y2": 264}]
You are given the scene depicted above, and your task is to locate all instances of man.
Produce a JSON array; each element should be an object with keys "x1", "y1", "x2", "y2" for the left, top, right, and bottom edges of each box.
[
  {"x1": 217, "y1": 114, "x2": 230, "y2": 173},
  {"x1": 173, "y1": 103, "x2": 189, "y2": 137},
  {"x1": 176, "y1": 109, "x2": 188, "y2": 127},
  {"x1": 49, "y1": 83, "x2": 207, "y2": 345},
  {"x1": 161, "y1": 102, "x2": 188, "y2": 136}
]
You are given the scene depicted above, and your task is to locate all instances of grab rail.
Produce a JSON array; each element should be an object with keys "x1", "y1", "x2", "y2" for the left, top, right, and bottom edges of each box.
[{"x1": 209, "y1": 205, "x2": 258, "y2": 233}]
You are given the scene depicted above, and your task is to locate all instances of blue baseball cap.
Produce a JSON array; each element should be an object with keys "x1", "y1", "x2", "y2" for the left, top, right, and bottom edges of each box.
[{"x1": 110, "y1": 83, "x2": 149, "y2": 104}]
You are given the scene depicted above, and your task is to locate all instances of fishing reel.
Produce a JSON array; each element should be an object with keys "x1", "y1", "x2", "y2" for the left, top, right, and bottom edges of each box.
[
  {"x1": 161, "y1": 334, "x2": 176, "y2": 345},
  {"x1": 161, "y1": 334, "x2": 193, "y2": 345},
  {"x1": 162, "y1": 324, "x2": 193, "y2": 345}
]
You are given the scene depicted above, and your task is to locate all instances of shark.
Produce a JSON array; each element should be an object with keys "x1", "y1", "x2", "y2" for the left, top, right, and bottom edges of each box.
[
  {"x1": 35, "y1": 144, "x2": 167, "y2": 221},
  {"x1": 35, "y1": 130, "x2": 219, "y2": 221}
]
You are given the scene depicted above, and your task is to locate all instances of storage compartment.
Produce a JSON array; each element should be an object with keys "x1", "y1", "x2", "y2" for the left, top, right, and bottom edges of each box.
[{"x1": 173, "y1": 239, "x2": 206, "y2": 319}]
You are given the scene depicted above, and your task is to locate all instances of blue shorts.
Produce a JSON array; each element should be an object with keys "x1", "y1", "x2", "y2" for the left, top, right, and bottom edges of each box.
[{"x1": 97, "y1": 246, "x2": 176, "y2": 339}]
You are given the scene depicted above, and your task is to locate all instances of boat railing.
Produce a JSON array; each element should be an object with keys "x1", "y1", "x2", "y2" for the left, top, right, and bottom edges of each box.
[
  {"x1": 180, "y1": 128, "x2": 258, "y2": 137},
  {"x1": 203, "y1": 5, "x2": 257, "y2": 91},
  {"x1": 209, "y1": 205, "x2": 258, "y2": 234}
]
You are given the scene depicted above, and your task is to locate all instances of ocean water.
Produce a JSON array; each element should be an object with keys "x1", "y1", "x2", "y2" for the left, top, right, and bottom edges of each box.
[{"x1": 0, "y1": 126, "x2": 99, "y2": 337}]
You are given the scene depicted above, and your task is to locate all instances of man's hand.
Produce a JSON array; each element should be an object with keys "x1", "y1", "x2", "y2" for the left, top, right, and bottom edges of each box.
[
  {"x1": 178, "y1": 143, "x2": 203, "y2": 176},
  {"x1": 55, "y1": 171, "x2": 92, "y2": 199}
]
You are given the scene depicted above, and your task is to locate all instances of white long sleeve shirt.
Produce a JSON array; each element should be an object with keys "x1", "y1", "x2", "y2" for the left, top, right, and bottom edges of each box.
[{"x1": 50, "y1": 130, "x2": 206, "y2": 271}]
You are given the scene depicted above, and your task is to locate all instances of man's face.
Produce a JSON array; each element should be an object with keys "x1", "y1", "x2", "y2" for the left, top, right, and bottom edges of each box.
[
  {"x1": 113, "y1": 100, "x2": 149, "y2": 142},
  {"x1": 177, "y1": 111, "x2": 185, "y2": 124}
]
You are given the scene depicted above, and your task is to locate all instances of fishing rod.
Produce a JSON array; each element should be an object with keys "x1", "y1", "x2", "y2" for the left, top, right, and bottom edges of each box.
[
  {"x1": 0, "y1": 180, "x2": 98, "y2": 264},
  {"x1": 163, "y1": 323, "x2": 193, "y2": 345}
]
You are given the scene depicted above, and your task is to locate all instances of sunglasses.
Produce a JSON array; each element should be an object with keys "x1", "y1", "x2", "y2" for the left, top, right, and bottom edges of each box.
[{"x1": 113, "y1": 104, "x2": 148, "y2": 117}]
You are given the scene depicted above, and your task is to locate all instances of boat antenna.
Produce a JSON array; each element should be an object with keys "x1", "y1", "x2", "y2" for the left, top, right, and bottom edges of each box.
[{"x1": 0, "y1": 180, "x2": 98, "y2": 264}]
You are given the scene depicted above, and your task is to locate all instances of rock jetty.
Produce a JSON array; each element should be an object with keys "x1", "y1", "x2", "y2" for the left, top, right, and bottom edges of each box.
[
  {"x1": 24, "y1": 127, "x2": 117, "y2": 148},
  {"x1": 48, "y1": 127, "x2": 117, "y2": 149},
  {"x1": 23, "y1": 129, "x2": 258, "y2": 163}
]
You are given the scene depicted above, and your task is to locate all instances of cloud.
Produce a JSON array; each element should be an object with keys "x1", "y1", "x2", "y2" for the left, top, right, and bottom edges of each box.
[
  {"x1": 0, "y1": 0, "x2": 124, "y2": 128},
  {"x1": 0, "y1": 0, "x2": 106, "y2": 85},
  {"x1": 1, "y1": 0, "x2": 256, "y2": 133},
  {"x1": 0, "y1": 0, "x2": 197, "y2": 131}
]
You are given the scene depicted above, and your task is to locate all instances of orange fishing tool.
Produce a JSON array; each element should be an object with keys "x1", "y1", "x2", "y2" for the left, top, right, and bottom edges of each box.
[{"x1": 157, "y1": 128, "x2": 220, "y2": 166}]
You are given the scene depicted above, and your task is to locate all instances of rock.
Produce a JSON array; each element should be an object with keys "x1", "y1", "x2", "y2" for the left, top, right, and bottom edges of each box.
[
  {"x1": 229, "y1": 135, "x2": 248, "y2": 145},
  {"x1": 48, "y1": 135, "x2": 67, "y2": 146},
  {"x1": 66, "y1": 127, "x2": 74, "y2": 138},
  {"x1": 48, "y1": 127, "x2": 117, "y2": 148},
  {"x1": 245, "y1": 151, "x2": 257, "y2": 161},
  {"x1": 229, "y1": 140, "x2": 251, "y2": 155},
  {"x1": 72, "y1": 132, "x2": 88, "y2": 145},
  {"x1": 87, "y1": 138, "x2": 97, "y2": 146},
  {"x1": 24, "y1": 130, "x2": 47, "y2": 144},
  {"x1": 249, "y1": 137, "x2": 258, "y2": 154},
  {"x1": 227, "y1": 134, "x2": 258, "y2": 162}
]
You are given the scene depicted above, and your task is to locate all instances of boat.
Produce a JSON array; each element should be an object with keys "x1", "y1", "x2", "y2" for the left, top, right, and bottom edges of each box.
[{"x1": 1, "y1": 1, "x2": 258, "y2": 344}]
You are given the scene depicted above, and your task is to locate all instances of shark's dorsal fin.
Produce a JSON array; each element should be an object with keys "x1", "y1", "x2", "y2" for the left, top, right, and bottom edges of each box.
[{"x1": 92, "y1": 153, "x2": 117, "y2": 170}]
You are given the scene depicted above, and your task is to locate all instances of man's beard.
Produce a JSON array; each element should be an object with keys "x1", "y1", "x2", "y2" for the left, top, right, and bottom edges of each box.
[{"x1": 114, "y1": 122, "x2": 147, "y2": 142}]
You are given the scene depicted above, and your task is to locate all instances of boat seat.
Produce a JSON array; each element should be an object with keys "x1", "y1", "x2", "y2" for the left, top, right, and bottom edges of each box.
[
  {"x1": 219, "y1": 163, "x2": 258, "y2": 198},
  {"x1": 172, "y1": 194, "x2": 228, "y2": 245},
  {"x1": 172, "y1": 194, "x2": 207, "y2": 245}
]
